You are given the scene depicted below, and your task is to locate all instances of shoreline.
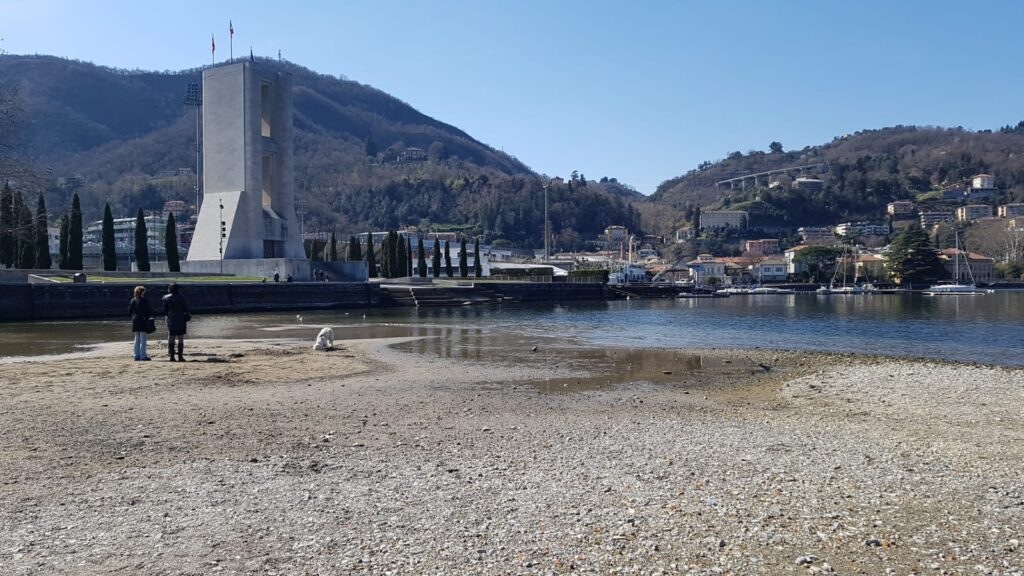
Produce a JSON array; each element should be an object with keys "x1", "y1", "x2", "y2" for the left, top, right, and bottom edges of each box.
[{"x1": 0, "y1": 336, "x2": 1021, "y2": 574}]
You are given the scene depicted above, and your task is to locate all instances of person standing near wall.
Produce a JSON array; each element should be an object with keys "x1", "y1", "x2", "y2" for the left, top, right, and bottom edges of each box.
[
  {"x1": 162, "y1": 283, "x2": 191, "y2": 362},
  {"x1": 128, "y1": 285, "x2": 153, "y2": 361}
]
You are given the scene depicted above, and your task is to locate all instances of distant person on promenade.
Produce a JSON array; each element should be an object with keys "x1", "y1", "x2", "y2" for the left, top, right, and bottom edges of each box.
[
  {"x1": 273, "y1": 270, "x2": 280, "y2": 282},
  {"x1": 128, "y1": 285, "x2": 153, "y2": 361},
  {"x1": 162, "y1": 283, "x2": 191, "y2": 362}
]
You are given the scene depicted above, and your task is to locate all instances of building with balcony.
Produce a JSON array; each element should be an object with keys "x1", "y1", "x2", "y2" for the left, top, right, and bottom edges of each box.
[
  {"x1": 798, "y1": 226, "x2": 836, "y2": 246},
  {"x1": 834, "y1": 221, "x2": 889, "y2": 237},
  {"x1": 955, "y1": 204, "x2": 993, "y2": 223},
  {"x1": 919, "y1": 211, "x2": 954, "y2": 228},
  {"x1": 887, "y1": 200, "x2": 915, "y2": 216},
  {"x1": 744, "y1": 239, "x2": 781, "y2": 256},
  {"x1": 997, "y1": 203, "x2": 1024, "y2": 218}
]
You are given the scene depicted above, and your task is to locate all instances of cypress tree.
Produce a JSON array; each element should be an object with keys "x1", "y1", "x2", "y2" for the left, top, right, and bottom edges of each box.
[
  {"x1": 134, "y1": 208, "x2": 150, "y2": 272},
  {"x1": 0, "y1": 182, "x2": 13, "y2": 268},
  {"x1": 389, "y1": 231, "x2": 400, "y2": 277},
  {"x1": 34, "y1": 192, "x2": 51, "y2": 270},
  {"x1": 443, "y1": 240, "x2": 452, "y2": 278},
  {"x1": 406, "y1": 238, "x2": 413, "y2": 277},
  {"x1": 458, "y1": 237, "x2": 468, "y2": 278},
  {"x1": 432, "y1": 238, "x2": 441, "y2": 278},
  {"x1": 347, "y1": 235, "x2": 361, "y2": 261},
  {"x1": 58, "y1": 213, "x2": 69, "y2": 270},
  {"x1": 380, "y1": 232, "x2": 391, "y2": 278},
  {"x1": 101, "y1": 203, "x2": 116, "y2": 271},
  {"x1": 365, "y1": 232, "x2": 377, "y2": 277},
  {"x1": 67, "y1": 193, "x2": 83, "y2": 270},
  {"x1": 329, "y1": 232, "x2": 338, "y2": 262},
  {"x1": 473, "y1": 237, "x2": 482, "y2": 277},
  {"x1": 14, "y1": 191, "x2": 34, "y2": 269},
  {"x1": 417, "y1": 237, "x2": 427, "y2": 277},
  {"x1": 165, "y1": 212, "x2": 180, "y2": 272},
  {"x1": 397, "y1": 234, "x2": 408, "y2": 278}
]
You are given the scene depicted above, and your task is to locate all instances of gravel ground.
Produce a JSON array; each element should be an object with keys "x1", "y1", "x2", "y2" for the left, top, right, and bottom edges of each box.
[{"x1": 0, "y1": 335, "x2": 1021, "y2": 575}]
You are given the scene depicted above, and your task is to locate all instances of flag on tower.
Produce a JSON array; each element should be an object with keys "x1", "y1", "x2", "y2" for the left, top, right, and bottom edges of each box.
[
  {"x1": 229, "y1": 20, "x2": 234, "y2": 38},
  {"x1": 211, "y1": 34, "x2": 216, "y2": 54}
]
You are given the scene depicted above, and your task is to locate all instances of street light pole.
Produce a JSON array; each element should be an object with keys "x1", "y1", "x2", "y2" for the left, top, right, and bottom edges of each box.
[
  {"x1": 219, "y1": 200, "x2": 224, "y2": 275},
  {"x1": 543, "y1": 183, "x2": 549, "y2": 262}
]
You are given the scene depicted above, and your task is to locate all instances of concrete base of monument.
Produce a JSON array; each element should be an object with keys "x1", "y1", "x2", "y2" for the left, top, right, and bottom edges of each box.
[{"x1": 182, "y1": 258, "x2": 311, "y2": 281}]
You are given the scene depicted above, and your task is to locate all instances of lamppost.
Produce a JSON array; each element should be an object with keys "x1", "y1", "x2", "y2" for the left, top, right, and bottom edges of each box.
[
  {"x1": 184, "y1": 83, "x2": 202, "y2": 212},
  {"x1": 543, "y1": 183, "x2": 549, "y2": 262},
  {"x1": 218, "y1": 200, "x2": 225, "y2": 275}
]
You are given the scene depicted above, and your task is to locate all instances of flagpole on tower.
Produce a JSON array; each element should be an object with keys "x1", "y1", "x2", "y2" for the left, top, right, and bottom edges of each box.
[{"x1": 229, "y1": 20, "x2": 234, "y2": 60}]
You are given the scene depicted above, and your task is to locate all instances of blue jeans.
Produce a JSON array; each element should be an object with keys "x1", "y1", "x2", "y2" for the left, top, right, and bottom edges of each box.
[{"x1": 133, "y1": 331, "x2": 149, "y2": 359}]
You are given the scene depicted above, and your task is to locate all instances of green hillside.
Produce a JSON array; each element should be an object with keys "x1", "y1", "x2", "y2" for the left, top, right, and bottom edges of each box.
[
  {"x1": 0, "y1": 55, "x2": 642, "y2": 248},
  {"x1": 648, "y1": 126, "x2": 1024, "y2": 228}
]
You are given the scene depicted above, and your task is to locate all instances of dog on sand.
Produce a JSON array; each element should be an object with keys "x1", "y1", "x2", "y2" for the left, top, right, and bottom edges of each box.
[{"x1": 313, "y1": 327, "x2": 335, "y2": 351}]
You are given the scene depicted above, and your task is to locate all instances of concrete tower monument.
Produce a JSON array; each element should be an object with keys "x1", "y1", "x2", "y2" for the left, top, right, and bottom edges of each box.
[{"x1": 186, "y1": 61, "x2": 308, "y2": 278}]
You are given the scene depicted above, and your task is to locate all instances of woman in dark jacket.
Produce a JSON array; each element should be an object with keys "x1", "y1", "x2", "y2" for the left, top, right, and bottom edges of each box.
[
  {"x1": 128, "y1": 285, "x2": 153, "y2": 361},
  {"x1": 162, "y1": 282, "x2": 191, "y2": 362}
]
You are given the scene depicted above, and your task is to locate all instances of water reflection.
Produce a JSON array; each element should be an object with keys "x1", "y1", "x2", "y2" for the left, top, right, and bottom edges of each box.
[{"x1": 2, "y1": 292, "x2": 1023, "y2": 365}]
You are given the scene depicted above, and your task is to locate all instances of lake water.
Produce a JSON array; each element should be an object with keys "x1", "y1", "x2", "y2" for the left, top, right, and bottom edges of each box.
[{"x1": 1, "y1": 292, "x2": 1023, "y2": 366}]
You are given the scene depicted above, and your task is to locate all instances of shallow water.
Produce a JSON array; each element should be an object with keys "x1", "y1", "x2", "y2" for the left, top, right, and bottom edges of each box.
[{"x1": 1, "y1": 292, "x2": 1023, "y2": 365}]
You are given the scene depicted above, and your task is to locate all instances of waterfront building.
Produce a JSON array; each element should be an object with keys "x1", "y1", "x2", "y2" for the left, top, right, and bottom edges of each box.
[
  {"x1": 699, "y1": 210, "x2": 747, "y2": 230},
  {"x1": 955, "y1": 204, "x2": 993, "y2": 223},
  {"x1": 784, "y1": 245, "x2": 810, "y2": 276},
  {"x1": 938, "y1": 248, "x2": 995, "y2": 283},
  {"x1": 751, "y1": 257, "x2": 788, "y2": 282},
  {"x1": 854, "y1": 253, "x2": 887, "y2": 282},
  {"x1": 686, "y1": 254, "x2": 728, "y2": 285}
]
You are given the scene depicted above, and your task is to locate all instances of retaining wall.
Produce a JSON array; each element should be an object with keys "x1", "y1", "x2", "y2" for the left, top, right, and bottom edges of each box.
[
  {"x1": 0, "y1": 282, "x2": 379, "y2": 321},
  {"x1": 486, "y1": 282, "x2": 608, "y2": 301}
]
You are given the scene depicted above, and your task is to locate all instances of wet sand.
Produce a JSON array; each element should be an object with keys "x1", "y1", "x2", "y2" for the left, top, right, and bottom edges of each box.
[{"x1": 0, "y1": 334, "x2": 1021, "y2": 574}]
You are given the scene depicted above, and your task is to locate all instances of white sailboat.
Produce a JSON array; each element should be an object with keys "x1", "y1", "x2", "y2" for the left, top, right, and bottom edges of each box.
[
  {"x1": 818, "y1": 242, "x2": 865, "y2": 294},
  {"x1": 924, "y1": 230, "x2": 989, "y2": 296}
]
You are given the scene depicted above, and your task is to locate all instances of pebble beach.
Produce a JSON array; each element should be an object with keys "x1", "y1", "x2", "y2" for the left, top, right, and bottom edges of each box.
[{"x1": 0, "y1": 335, "x2": 1021, "y2": 575}]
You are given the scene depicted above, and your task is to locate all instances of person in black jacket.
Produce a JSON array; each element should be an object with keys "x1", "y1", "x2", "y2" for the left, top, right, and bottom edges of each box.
[
  {"x1": 128, "y1": 285, "x2": 153, "y2": 361},
  {"x1": 162, "y1": 282, "x2": 191, "y2": 362}
]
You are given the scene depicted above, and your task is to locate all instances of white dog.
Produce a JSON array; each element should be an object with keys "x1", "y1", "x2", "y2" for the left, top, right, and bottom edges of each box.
[{"x1": 313, "y1": 327, "x2": 335, "y2": 351}]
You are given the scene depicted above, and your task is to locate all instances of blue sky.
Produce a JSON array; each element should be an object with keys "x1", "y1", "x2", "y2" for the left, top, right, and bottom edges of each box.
[{"x1": 2, "y1": 0, "x2": 1023, "y2": 194}]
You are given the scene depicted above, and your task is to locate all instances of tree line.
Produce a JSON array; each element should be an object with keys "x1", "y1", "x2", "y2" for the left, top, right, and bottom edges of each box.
[{"x1": 0, "y1": 184, "x2": 182, "y2": 272}]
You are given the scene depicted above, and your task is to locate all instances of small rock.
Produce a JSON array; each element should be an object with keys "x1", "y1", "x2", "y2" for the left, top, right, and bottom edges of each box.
[
  {"x1": 795, "y1": 555, "x2": 818, "y2": 565},
  {"x1": 865, "y1": 538, "x2": 882, "y2": 547}
]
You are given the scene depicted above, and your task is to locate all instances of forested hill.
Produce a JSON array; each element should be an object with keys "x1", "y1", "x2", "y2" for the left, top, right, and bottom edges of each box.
[
  {"x1": 0, "y1": 54, "x2": 527, "y2": 173},
  {"x1": 0, "y1": 55, "x2": 645, "y2": 248},
  {"x1": 648, "y1": 126, "x2": 1024, "y2": 227}
]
